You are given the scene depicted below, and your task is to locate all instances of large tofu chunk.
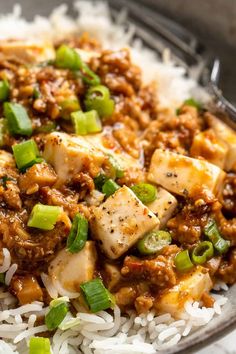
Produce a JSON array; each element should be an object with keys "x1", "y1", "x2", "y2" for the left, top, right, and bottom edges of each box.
[
  {"x1": 206, "y1": 113, "x2": 236, "y2": 171},
  {"x1": 90, "y1": 186, "x2": 159, "y2": 259},
  {"x1": 190, "y1": 129, "x2": 228, "y2": 169},
  {"x1": 154, "y1": 266, "x2": 213, "y2": 318},
  {"x1": 147, "y1": 187, "x2": 177, "y2": 228},
  {"x1": 43, "y1": 132, "x2": 106, "y2": 182},
  {"x1": 48, "y1": 241, "x2": 97, "y2": 294},
  {"x1": 148, "y1": 149, "x2": 225, "y2": 197},
  {"x1": 0, "y1": 40, "x2": 55, "y2": 64}
]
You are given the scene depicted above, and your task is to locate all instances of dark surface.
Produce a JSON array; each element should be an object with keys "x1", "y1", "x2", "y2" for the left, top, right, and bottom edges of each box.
[{"x1": 0, "y1": 0, "x2": 235, "y2": 353}]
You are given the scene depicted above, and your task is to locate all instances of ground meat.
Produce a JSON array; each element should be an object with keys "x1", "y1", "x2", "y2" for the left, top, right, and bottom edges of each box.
[
  {"x1": 9, "y1": 275, "x2": 43, "y2": 304},
  {"x1": 135, "y1": 295, "x2": 154, "y2": 314},
  {"x1": 141, "y1": 106, "x2": 203, "y2": 166},
  {"x1": 167, "y1": 202, "x2": 211, "y2": 245},
  {"x1": 121, "y1": 254, "x2": 177, "y2": 289},
  {"x1": 221, "y1": 173, "x2": 236, "y2": 218},
  {"x1": 217, "y1": 248, "x2": 236, "y2": 284},
  {"x1": 18, "y1": 163, "x2": 57, "y2": 195},
  {"x1": 214, "y1": 208, "x2": 236, "y2": 246},
  {"x1": 0, "y1": 210, "x2": 69, "y2": 271}
]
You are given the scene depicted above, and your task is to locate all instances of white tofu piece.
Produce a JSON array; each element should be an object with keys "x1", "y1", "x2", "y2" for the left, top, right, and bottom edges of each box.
[
  {"x1": 75, "y1": 49, "x2": 100, "y2": 63},
  {"x1": 0, "y1": 150, "x2": 15, "y2": 168},
  {"x1": 48, "y1": 241, "x2": 97, "y2": 294},
  {"x1": 206, "y1": 113, "x2": 236, "y2": 171},
  {"x1": 90, "y1": 186, "x2": 159, "y2": 259},
  {"x1": 43, "y1": 132, "x2": 106, "y2": 182},
  {"x1": 190, "y1": 129, "x2": 228, "y2": 169},
  {"x1": 147, "y1": 187, "x2": 177, "y2": 228},
  {"x1": 85, "y1": 131, "x2": 142, "y2": 171},
  {"x1": 154, "y1": 266, "x2": 213, "y2": 318},
  {"x1": 0, "y1": 40, "x2": 55, "y2": 64},
  {"x1": 104, "y1": 263, "x2": 122, "y2": 291},
  {"x1": 148, "y1": 149, "x2": 225, "y2": 197}
]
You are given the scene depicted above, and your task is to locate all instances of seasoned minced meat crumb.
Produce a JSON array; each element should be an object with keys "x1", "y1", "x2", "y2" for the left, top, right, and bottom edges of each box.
[{"x1": 217, "y1": 248, "x2": 236, "y2": 284}]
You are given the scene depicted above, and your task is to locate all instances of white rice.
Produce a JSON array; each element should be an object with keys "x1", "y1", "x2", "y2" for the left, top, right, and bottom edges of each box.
[{"x1": 0, "y1": 1, "x2": 226, "y2": 353}]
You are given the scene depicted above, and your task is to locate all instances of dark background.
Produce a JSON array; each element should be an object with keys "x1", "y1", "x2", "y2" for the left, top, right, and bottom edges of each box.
[{"x1": 0, "y1": 0, "x2": 235, "y2": 103}]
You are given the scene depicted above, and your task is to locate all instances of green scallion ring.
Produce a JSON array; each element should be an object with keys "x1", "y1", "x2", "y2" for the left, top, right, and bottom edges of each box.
[
  {"x1": 102, "y1": 179, "x2": 120, "y2": 197},
  {"x1": 45, "y1": 302, "x2": 68, "y2": 331},
  {"x1": 174, "y1": 249, "x2": 194, "y2": 273},
  {"x1": 191, "y1": 241, "x2": 214, "y2": 265},
  {"x1": 67, "y1": 213, "x2": 88, "y2": 253},
  {"x1": 137, "y1": 230, "x2": 172, "y2": 255},
  {"x1": 204, "y1": 219, "x2": 230, "y2": 254},
  {"x1": 131, "y1": 183, "x2": 157, "y2": 204}
]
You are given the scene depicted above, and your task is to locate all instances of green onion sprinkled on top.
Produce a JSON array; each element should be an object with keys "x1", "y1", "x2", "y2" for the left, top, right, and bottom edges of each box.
[
  {"x1": 4, "y1": 102, "x2": 32, "y2": 136},
  {"x1": 131, "y1": 183, "x2": 157, "y2": 204},
  {"x1": 27, "y1": 204, "x2": 62, "y2": 231}
]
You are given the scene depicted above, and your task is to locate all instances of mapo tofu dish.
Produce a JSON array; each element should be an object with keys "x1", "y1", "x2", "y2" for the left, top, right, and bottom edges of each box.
[{"x1": 0, "y1": 31, "x2": 236, "y2": 350}]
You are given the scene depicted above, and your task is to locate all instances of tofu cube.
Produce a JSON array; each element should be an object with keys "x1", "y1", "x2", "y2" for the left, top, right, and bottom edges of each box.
[
  {"x1": 154, "y1": 266, "x2": 213, "y2": 318},
  {"x1": 147, "y1": 187, "x2": 177, "y2": 228},
  {"x1": 0, "y1": 40, "x2": 55, "y2": 64},
  {"x1": 90, "y1": 186, "x2": 159, "y2": 259},
  {"x1": 148, "y1": 149, "x2": 225, "y2": 197},
  {"x1": 48, "y1": 241, "x2": 97, "y2": 294},
  {"x1": 206, "y1": 113, "x2": 236, "y2": 171},
  {"x1": 190, "y1": 129, "x2": 228, "y2": 169},
  {"x1": 43, "y1": 132, "x2": 106, "y2": 182}
]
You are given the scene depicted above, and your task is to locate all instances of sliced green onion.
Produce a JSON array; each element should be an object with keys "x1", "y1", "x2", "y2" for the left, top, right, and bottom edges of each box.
[
  {"x1": 33, "y1": 87, "x2": 41, "y2": 99},
  {"x1": 0, "y1": 119, "x2": 7, "y2": 147},
  {"x1": 60, "y1": 97, "x2": 80, "y2": 119},
  {"x1": 55, "y1": 44, "x2": 82, "y2": 70},
  {"x1": 81, "y1": 63, "x2": 101, "y2": 86},
  {"x1": 174, "y1": 250, "x2": 194, "y2": 273},
  {"x1": 0, "y1": 80, "x2": 9, "y2": 102},
  {"x1": 102, "y1": 179, "x2": 120, "y2": 197},
  {"x1": 137, "y1": 230, "x2": 172, "y2": 255},
  {"x1": 80, "y1": 278, "x2": 115, "y2": 313},
  {"x1": 59, "y1": 316, "x2": 80, "y2": 330},
  {"x1": 29, "y1": 337, "x2": 51, "y2": 354},
  {"x1": 35, "y1": 121, "x2": 56, "y2": 134},
  {"x1": 85, "y1": 110, "x2": 102, "y2": 133},
  {"x1": 4, "y1": 102, "x2": 32, "y2": 136},
  {"x1": 45, "y1": 302, "x2": 68, "y2": 330},
  {"x1": 108, "y1": 155, "x2": 124, "y2": 179},
  {"x1": 72, "y1": 110, "x2": 102, "y2": 135},
  {"x1": 0, "y1": 273, "x2": 5, "y2": 284},
  {"x1": 94, "y1": 173, "x2": 108, "y2": 191},
  {"x1": 192, "y1": 241, "x2": 214, "y2": 265},
  {"x1": 12, "y1": 140, "x2": 43, "y2": 171},
  {"x1": 67, "y1": 213, "x2": 88, "y2": 253},
  {"x1": 85, "y1": 85, "x2": 114, "y2": 118},
  {"x1": 27, "y1": 204, "x2": 62, "y2": 231},
  {"x1": 131, "y1": 183, "x2": 157, "y2": 204},
  {"x1": 183, "y1": 98, "x2": 202, "y2": 110},
  {"x1": 72, "y1": 111, "x2": 87, "y2": 135},
  {"x1": 204, "y1": 220, "x2": 230, "y2": 254},
  {"x1": 50, "y1": 296, "x2": 69, "y2": 308}
]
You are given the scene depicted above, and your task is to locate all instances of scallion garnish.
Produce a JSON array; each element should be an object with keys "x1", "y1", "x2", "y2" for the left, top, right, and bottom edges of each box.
[
  {"x1": 102, "y1": 179, "x2": 120, "y2": 197},
  {"x1": 174, "y1": 249, "x2": 194, "y2": 273},
  {"x1": 0, "y1": 119, "x2": 7, "y2": 147},
  {"x1": 4, "y1": 102, "x2": 32, "y2": 136},
  {"x1": 85, "y1": 85, "x2": 114, "y2": 117},
  {"x1": 204, "y1": 220, "x2": 230, "y2": 254},
  {"x1": 131, "y1": 183, "x2": 157, "y2": 204},
  {"x1": 55, "y1": 45, "x2": 100, "y2": 85},
  {"x1": 137, "y1": 230, "x2": 172, "y2": 255},
  {"x1": 94, "y1": 173, "x2": 108, "y2": 191},
  {"x1": 67, "y1": 213, "x2": 88, "y2": 253},
  {"x1": 72, "y1": 110, "x2": 102, "y2": 135},
  {"x1": 45, "y1": 302, "x2": 68, "y2": 331},
  {"x1": 29, "y1": 337, "x2": 51, "y2": 354},
  {"x1": 60, "y1": 97, "x2": 80, "y2": 119},
  {"x1": 80, "y1": 278, "x2": 115, "y2": 313},
  {"x1": 0, "y1": 80, "x2": 10, "y2": 102},
  {"x1": 27, "y1": 204, "x2": 62, "y2": 231},
  {"x1": 12, "y1": 140, "x2": 43, "y2": 171},
  {"x1": 191, "y1": 241, "x2": 214, "y2": 265},
  {"x1": 55, "y1": 44, "x2": 82, "y2": 70},
  {"x1": 108, "y1": 155, "x2": 124, "y2": 179},
  {"x1": 35, "y1": 121, "x2": 56, "y2": 134},
  {"x1": 50, "y1": 296, "x2": 69, "y2": 308}
]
